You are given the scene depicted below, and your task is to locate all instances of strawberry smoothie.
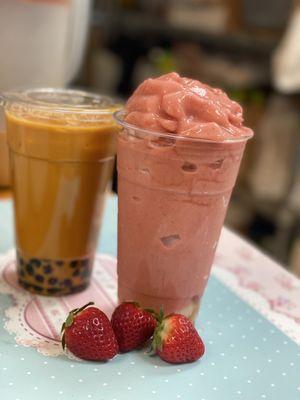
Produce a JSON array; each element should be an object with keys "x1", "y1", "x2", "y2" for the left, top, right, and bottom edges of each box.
[{"x1": 116, "y1": 73, "x2": 253, "y2": 318}]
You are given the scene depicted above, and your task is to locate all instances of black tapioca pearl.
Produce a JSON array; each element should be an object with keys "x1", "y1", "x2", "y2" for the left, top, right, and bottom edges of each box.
[
  {"x1": 48, "y1": 277, "x2": 58, "y2": 286},
  {"x1": 46, "y1": 287, "x2": 62, "y2": 295},
  {"x1": 43, "y1": 264, "x2": 53, "y2": 274},
  {"x1": 19, "y1": 280, "x2": 30, "y2": 289},
  {"x1": 32, "y1": 285, "x2": 43, "y2": 293},
  {"x1": 26, "y1": 264, "x2": 34, "y2": 276},
  {"x1": 72, "y1": 283, "x2": 89, "y2": 293},
  {"x1": 27, "y1": 285, "x2": 44, "y2": 294},
  {"x1": 80, "y1": 258, "x2": 90, "y2": 268},
  {"x1": 30, "y1": 259, "x2": 41, "y2": 268},
  {"x1": 81, "y1": 268, "x2": 91, "y2": 279},
  {"x1": 56, "y1": 260, "x2": 63, "y2": 266},
  {"x1": 63, "y1": 279, "x2": 72, "y2": 287},
  {"x1": 70, "y1": 260, "x2": 78, "y2": 269},
  {"x1": 25, "y1": 282, "x2": 43, "y2": 293},
  {"x1": 35, "y1": 274, "x2": 44, "y2": 283},
  {"x1": 19, "y1": 269, "x2": 25, "y2": 278},
  {"x1": 18, "y1": 257, "x2": 25, "y2": 266}
]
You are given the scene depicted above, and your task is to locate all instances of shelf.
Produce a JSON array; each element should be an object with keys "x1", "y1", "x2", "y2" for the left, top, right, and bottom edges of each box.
[{"x1": 93, "y1": 10, "x2": 278, "y2": 57}]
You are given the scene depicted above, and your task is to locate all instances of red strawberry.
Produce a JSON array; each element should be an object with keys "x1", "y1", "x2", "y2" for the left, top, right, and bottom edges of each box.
[
  {"x1": 152, "y1": 313, "x2": 205, "y2": 364},
  {"x1": 111, "y1": 302, "x2": 157, "y2": 352},
  {"x1": 61, "y1": 302, "x2": 118, "y2": 361}
]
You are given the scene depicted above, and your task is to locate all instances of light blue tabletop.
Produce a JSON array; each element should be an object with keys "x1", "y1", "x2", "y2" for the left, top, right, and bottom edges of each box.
[{"x1": 0, "y1": 195, "x2": 299, "y2": 400}]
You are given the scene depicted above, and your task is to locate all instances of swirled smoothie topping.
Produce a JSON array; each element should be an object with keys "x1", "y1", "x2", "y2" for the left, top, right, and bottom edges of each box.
[{"x1": 125, "y1": 72, "x2": 253, "y2": 141}]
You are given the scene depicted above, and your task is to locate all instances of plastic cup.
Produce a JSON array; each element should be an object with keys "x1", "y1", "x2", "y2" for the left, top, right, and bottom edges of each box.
[
  {"x1": 0, "y1": 109, "x2": 10, "y2": 187},
  {"x1": 115, "y1": 111, "x2": 252, "y2": 319},
  {"x1": 2, "y1": 88, "x2": 121, "y2": 295}
]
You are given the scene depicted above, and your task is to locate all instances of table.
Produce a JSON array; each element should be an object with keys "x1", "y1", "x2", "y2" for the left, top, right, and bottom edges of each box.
[{"x1": 0, "y1": 194, "x2": 299, "y2": 400}]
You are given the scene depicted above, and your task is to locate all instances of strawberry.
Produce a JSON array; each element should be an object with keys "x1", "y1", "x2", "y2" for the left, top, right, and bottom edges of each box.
[
  {"x1": 61, "y1": 302, "x2": 118, "y2": 361},
  {"x1": 152, "y1": 313, "x2": 205, "y2": 364},
  {"x1": 111, "y1": 302, "x2": 157, "y2": 352}
]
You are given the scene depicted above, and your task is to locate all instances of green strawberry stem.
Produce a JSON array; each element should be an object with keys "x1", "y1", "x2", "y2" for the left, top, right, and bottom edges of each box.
[
  {"x1": 74, "y1": 301, "x2": 95, "y2": 316},
  {"x1": 148, "y1": 309, "x2": 165, "y2": 356},
  {"x1": 144, "y1": 306, "x2": 164, "y2": 323},
  {"x1": 61, "y1": 331, "x2": 66, "y2": 350},
  {"x1": 61, "y1": 301, "x2": 94, "y2": 350}
]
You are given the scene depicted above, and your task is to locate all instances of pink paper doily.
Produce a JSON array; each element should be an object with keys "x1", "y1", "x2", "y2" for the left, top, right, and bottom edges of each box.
[{"x1": 0, "y1": 251, "x2": 117, "y2": 357}]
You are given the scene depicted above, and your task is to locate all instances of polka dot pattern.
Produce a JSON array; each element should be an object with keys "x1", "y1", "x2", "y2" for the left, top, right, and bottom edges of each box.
[{"x1": 0, "y1": 277, "x2": 299, "y2": 399}]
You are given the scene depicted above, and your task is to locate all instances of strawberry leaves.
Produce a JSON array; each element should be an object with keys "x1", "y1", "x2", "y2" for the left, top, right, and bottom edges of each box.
[{"x1": 61, "y1": 301, "x2": 95, "y2": 350}]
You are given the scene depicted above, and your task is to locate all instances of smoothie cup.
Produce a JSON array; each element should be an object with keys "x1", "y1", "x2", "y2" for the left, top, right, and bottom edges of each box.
[
  {"x1": 116, "y1": 111, "x2": 252, "y2": 319},
  {"x1": 2, "y1": 89, "x2": 121, "y2": 296}
]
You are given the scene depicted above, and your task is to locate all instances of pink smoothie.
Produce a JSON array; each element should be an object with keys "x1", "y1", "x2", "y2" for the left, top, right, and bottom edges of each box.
[{"x1": 117, "y1": 73, "x2": 253, "y2": 318}]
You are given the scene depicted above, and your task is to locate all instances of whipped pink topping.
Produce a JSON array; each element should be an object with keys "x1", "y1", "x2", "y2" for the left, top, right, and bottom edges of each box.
[{"x1": 125, "y1": 72, "x2": 253, "y2": 141}]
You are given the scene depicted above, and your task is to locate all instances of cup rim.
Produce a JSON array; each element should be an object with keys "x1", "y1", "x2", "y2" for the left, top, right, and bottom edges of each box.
[
  {"x1": 114, "y1": 110, "x2": 253, "y2": 144},
  {"x1": 0, "y1": 88, "x2": 122, "y2": 117}
]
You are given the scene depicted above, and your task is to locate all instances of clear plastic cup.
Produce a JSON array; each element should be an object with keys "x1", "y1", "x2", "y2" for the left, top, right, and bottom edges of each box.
[
  {"x1": 115, "y1": 111, "x2": 252, "y2": 319},
  {"x1": 2, "y1": 88, "x2": 121, "y2": 296},
  {"x1": 0, "y1": 109, "x2": 10, "y2": 187}
]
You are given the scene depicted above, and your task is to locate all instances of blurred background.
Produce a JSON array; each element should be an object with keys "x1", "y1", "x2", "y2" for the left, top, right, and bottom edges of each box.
[{"x1": 0, "y1": 0, "x2": 300, "y2": 275}]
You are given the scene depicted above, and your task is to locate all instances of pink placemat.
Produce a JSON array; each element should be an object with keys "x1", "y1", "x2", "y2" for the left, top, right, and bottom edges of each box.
[{"x1": 214, "y1": 229, "x2": 300, "y2": 344}]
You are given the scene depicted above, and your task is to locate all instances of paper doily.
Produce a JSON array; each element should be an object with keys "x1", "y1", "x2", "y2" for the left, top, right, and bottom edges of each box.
[{"x1": 0, "y1": 250, "x2": 117, "y2": 357}]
